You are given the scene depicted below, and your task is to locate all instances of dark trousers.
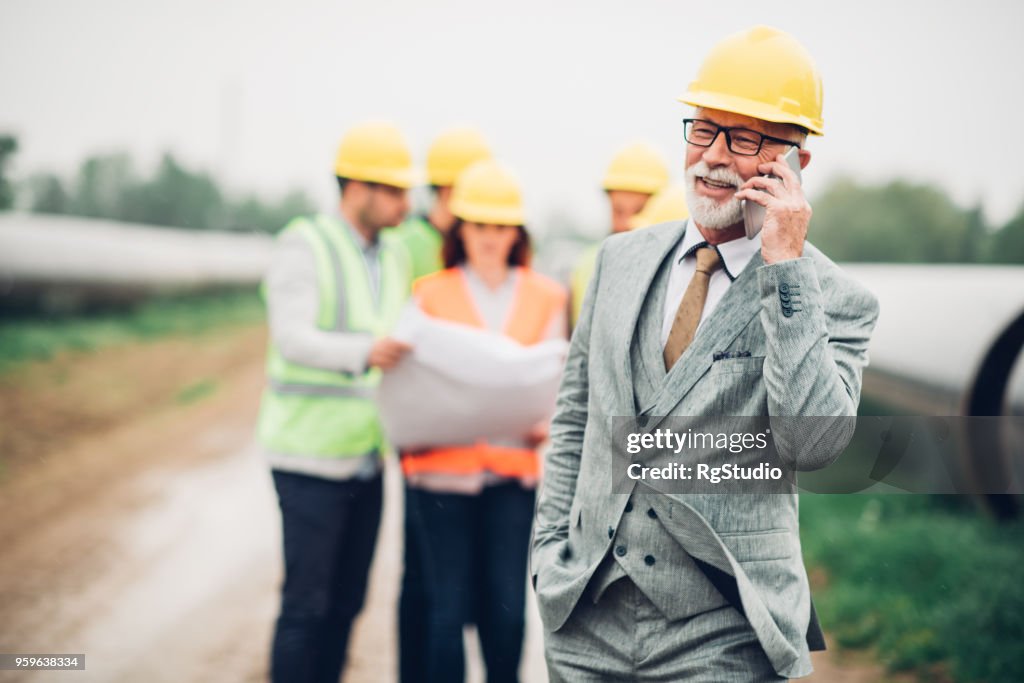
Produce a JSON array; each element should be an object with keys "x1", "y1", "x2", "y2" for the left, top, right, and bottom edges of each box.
[
  {"x1": 399, "y1": 483, "x2": 429, "y2": 683},
  {"x1": 410, "y1": 482, "x2": 536, "y2": 683},
  {"x1": 271, "y1": 470, "x2": 383, "y2": 683}
]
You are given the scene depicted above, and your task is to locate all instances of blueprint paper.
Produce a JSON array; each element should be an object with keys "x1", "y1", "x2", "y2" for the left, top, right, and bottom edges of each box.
[{"x1": 378, "y1": 306, "x2": 568, "y2": 449}]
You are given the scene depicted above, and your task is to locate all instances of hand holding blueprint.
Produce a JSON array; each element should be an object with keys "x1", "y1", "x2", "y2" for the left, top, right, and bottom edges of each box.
[{"x1": 377, "y1": 306, "x2": 568, "y2": 449}]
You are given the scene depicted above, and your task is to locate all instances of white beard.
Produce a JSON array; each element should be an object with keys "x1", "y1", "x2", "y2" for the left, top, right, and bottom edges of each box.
[{"x1": 685, "y1": 161, "x2": 744, "y2": 231}]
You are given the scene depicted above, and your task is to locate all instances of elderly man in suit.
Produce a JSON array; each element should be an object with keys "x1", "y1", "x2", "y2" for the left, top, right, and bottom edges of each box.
[{"x1": 532, "y1": 25, "x2": 879, "y2": 681}]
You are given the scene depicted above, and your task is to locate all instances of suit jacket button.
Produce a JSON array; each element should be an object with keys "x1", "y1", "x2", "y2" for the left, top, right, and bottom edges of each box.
[
  {"x1": 647, "y1": 508, "x2": 657, "y2": 519},
  {"x1": 644, "y1": 555, "x2": 656, "y2": 566},
  {"x1": 615, "y1": 545, "x2": 627, "y2": 557},
  {"x1": 625, "y1": 501, "x2": 633, "y2": 512},
  {"x1": 608, "y1": 526, "x2": 614, "y2": 539},
  {"x1": 780, "y1": 283, "x2": 790, "y2": 294},
  {"x1": 780, "y1": 292, "x2": 791, "y2": 303},
  {"x1": 783, "y1": 308, "x2": 794, "y2": 318}
]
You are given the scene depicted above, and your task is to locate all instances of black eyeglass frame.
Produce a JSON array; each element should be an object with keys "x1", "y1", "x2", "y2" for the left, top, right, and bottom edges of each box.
[{"x1": 682, "y1": 118, "x2": 802, "y2": 156}]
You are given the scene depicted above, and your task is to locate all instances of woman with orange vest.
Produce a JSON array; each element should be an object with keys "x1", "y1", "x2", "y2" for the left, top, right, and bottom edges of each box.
[{"x1": 402, "y1": 160, "x2": 567, "y2": 683}]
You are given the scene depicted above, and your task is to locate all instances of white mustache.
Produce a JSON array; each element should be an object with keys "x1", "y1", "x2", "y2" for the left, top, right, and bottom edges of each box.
[{"x1": 686, "y1": 161, "x2": 743, "y2": 189}]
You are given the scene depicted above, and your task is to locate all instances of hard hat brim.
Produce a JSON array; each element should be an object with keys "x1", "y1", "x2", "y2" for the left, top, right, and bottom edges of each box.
[
  {"x1": 334, "y1": 162, "x2": 421, "y2": 189},
  {"x1": 450, "y1": 199, "x2": 525, "y2": 226},
  {"x1": 678, "y1": 90, "x2": 824, "y2": 136}
]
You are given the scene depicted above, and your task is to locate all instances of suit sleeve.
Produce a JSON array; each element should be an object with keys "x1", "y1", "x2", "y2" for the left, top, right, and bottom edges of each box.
[
  {"x1": 531, "y1": 245, "x2": 603, "y2": 581},
  {"x1": 756, "y1": 257, "x2": 879, "y2": 471}
]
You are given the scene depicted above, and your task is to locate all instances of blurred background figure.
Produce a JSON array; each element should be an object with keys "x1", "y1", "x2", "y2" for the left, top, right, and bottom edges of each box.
[
  {"x1": 258, "y1": 121, "x2": 415, "y2": 683},
  {"x1": 390, "y1": 125, "x2": 493, "y2": 683},
  {"x1": 401, "y1": 160, "x2": 566, "y2": 683},
  {"x1": 627, "y1": 181, "x2": 690, "y2": 231},
  {"x1": 387, "y1": 127, "x2": 493, "y2": 283},
  {"x1": 569, "y1": 142, "x2": 669, "y2": 327}
]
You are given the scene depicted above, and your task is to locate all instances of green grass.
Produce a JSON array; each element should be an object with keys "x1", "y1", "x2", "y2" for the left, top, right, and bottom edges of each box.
[
  {"x1": 800, "y1": 493, "x2": 1024, "y2": 681},
  {"x1": 0, "y1": 290, "x2": 264, "y2": 374},
  {"x1": 174, "y1": 378, "x2": 219, "y2": 405}
]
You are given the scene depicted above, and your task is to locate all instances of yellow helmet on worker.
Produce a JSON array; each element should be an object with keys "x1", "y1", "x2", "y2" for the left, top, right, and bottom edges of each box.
[
  {"x1": 629, "y1": 183, "x2": 690, "y2": 230},
  {"x1": 426, "y1": 127, "x2": 492, "y2": 187},
  {"x1": 334, "y1": 121, "x2": 418, "y2": 188},
  {"x1": 450, "y1": 160, "x2": 525, "y2": 226},
  {"x1": 678, "y1": 25, "x2": 824, "y2": 136},
  {"x1": 602, "y1": 142, "x2": 670, "y2": 194}
]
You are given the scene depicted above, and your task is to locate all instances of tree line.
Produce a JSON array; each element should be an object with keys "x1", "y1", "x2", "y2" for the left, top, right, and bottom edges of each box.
[
  {"x1": 0, "y1": 133, "x2": 1021, "y2": 262},
  {"x1": 0, "y1": 134, "x2": 315, "y2": 234}
]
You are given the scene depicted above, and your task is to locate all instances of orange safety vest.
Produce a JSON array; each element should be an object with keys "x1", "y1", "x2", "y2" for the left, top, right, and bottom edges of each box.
[{"x1": 401, "y1": 266, "x2": 567, "y2": 479}]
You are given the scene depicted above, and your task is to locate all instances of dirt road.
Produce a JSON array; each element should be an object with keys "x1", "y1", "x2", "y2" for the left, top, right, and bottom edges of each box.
[{"x1": 0, "y1": 326, "x2": 899, "y2": 682}]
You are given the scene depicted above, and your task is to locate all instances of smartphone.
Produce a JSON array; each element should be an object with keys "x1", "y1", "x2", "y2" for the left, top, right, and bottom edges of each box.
[{"x1": 742, "y1": 146, "x2": 802, "y2": 240}]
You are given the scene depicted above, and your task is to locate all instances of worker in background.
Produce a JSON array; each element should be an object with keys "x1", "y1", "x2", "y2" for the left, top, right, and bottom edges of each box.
[
  {"x1": 627, "y1": 182, "x2": 690, "y2": 230},
  {"x1": 402, "y1": 160, "x2": 567, "y2": 683},
  {"x1": 389, "y1": 125, "x2": 492, "y2": 683},
  {"x1": 569, "y1": 142, "x2": 669, "y2": 327},
  {"x1": 387, "y1": 126, "x2": 492, "y2": 281},
  {"x1": 257, "y1": 121, "x2": 416, "y2": 683}
]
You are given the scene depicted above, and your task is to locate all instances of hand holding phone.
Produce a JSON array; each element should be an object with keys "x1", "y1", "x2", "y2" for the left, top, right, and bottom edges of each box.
[{"x1": 742, "y1": 146, "x2": 803, "y2": 240}]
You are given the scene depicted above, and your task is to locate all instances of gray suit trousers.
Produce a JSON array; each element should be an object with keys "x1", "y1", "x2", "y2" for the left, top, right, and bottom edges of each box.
[{"x1": 545, "y1": 576, "x2": 785, "y2": 682}]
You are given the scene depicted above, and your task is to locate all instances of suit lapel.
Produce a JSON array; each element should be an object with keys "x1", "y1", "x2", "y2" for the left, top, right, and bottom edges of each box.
[
  {"x1": 616, "y1": 222, "x2": 686, "y2": 415},
  {"x1": 636, "y1": 251, "x2": 671, "y2": 390},
  {"x1": 645, "y1": 251, "x2": 765, "y2": 428}
]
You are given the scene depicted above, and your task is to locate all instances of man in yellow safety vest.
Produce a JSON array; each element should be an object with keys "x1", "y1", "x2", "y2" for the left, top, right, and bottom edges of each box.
[{"x1": 257, "y1": 120, "x2": 415, "y2": 683}]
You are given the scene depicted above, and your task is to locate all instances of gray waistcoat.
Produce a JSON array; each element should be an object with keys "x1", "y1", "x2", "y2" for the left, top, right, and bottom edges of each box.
[{"x1": 588, "y1": 249, "x2": 728, "y2": 617}]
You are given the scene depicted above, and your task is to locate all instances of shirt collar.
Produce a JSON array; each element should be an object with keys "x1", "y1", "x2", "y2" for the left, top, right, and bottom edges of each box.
[
  {"x1": 676, "y1": 218, "x2": 762, "y2": 281},
  {"x1": 337, "y1": 213, "x2": 379, "y2": 254}
]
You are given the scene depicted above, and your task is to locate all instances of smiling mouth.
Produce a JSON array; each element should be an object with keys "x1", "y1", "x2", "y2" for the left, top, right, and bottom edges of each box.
[{"x1": 699, "y1": 177, "x2": 735, "y2": 190}]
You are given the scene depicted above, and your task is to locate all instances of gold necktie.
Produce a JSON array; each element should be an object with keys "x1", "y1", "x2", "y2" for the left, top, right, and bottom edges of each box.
[{"x1": 663, "y1": 244, "x2": 722, "y2": 370}]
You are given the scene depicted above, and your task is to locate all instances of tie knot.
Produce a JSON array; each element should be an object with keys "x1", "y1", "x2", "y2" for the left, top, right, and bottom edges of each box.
[{"x1": 694, "y1": 245, "x2": 722, "y2": 275}]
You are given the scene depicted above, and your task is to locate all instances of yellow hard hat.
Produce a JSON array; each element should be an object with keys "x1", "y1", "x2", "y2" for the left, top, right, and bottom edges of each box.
[
  {"x1": 450, "y1": 160, "x2": 525, "y2": 226},
  {"x1": 602, "y1": 142, "x2": 670, "y2": 194},
  {"x1": 334, "y1": 121, "x2": 417, "y2": 188},
  {"x1": 628, "y1": 182, "x2": 690, "y2": 229},
  {"x1": 426, "y1": 127, "x2": 492, "y2": 187},
  {"x1": 678, "y1": 25, "x2": 824, "y2": 136}
]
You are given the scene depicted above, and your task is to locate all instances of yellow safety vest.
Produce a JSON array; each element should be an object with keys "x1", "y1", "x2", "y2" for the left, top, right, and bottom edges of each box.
[
  {"x1": 386, "y1": 215, "x2": 444, "y2": 282},
  {"x1": 257, "y1": 214, "x2": 410, "y2": 458},
  {"x1": 570, "y1": 243, "x2": 600, "y2": 328}
]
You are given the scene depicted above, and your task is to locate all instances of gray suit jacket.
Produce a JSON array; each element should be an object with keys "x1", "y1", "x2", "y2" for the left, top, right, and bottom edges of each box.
[{"x1": 532, "y1": 220, "x2": 879, "y2": 679}]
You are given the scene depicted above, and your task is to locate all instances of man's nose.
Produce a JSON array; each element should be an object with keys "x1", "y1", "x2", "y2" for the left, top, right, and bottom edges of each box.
[{"x1": 702, "y1": 131, "x2": 733, "y2": 167}]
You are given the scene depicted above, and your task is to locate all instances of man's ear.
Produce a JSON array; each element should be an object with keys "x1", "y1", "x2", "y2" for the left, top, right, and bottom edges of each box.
[
  {"x1": 798, "y1": 148, "x2": 812, "y2": 170},
  {"x1": 343, "y1": 179, "x2": 367, "y2": 208}
]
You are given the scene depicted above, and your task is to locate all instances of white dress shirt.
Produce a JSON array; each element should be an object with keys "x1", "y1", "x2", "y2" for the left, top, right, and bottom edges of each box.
[{"x1": 660, "y1": 219, "x2": 762, "y2": 347}]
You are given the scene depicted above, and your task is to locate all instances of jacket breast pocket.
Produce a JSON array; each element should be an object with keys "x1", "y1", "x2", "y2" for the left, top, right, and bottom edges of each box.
[
  {"x1": 709, "y1": 355, "x2": 765, "y2": 375},
  {"x1": 705, "y1": 356, "x2": 767, "y2": 413}
]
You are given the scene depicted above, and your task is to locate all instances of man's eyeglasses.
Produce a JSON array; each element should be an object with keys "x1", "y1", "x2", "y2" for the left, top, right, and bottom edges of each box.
[{"x1": 682, "y1": 118, "x2": 800, "y2": 156}]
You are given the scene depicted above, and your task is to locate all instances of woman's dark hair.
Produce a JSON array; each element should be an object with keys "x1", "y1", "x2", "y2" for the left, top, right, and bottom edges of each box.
[{"x1": 442, "y1": 219, "x2": 532, "y2": 269}]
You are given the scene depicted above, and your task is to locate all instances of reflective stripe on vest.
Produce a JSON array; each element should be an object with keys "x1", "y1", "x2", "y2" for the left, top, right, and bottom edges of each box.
[
  {"x1": 257, "y1": 214, "x2": 410, "y2": 459},
  {"x1": 401, "y1": 267, "x2": 565, "y2": 477}
]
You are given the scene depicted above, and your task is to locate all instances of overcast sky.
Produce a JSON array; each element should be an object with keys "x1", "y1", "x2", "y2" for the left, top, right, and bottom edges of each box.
[{"x1": 2, "y1": 0, "x2": 1023, "y2": 238}]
